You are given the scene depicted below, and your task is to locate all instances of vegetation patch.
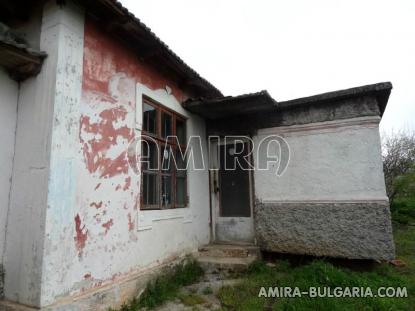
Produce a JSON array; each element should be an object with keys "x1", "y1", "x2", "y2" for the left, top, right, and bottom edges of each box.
[
  {"x1": 117, "y1": 258, "x2": 204, "y2": 310},
  {"x1": 217, "y1": 222, "x2": 415, "y2": 311},
  {"x1": 178, "y1": 293, "x2": 205, "y2": 306},
  {"x1": 391, "y1": 198, "x2": 415, "y2": 224},
  {"x1": 202, "y1": 286, "x2": 213, "y2": 295}
]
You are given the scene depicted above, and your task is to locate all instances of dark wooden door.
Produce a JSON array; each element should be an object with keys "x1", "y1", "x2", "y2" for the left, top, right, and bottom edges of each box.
[{"x1": 219, "y1": 142, "x2": 251, "y2": 217}]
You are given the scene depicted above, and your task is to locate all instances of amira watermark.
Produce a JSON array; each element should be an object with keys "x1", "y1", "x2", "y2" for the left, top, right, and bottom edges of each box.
[
  {"x1": 127, "y1": 135, "x2": 290, "y2": 175},
  {"x1": 258, "y1": 286, "x2": 408, "y2": 298}
]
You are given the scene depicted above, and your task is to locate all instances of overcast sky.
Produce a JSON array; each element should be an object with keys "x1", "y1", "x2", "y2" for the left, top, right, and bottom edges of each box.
[{"x1": 120, "y1": 0, "x2": 415, "y2": 134}]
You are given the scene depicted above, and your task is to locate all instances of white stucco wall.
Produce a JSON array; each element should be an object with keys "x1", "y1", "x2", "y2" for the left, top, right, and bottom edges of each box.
[
  {"x1": 2, "y1": 2, "x2": 210, "y2": 307},
  {"x1": 32, "y1": 5, "x2": 210, "y2": 307},
  {"x1": 253, "y1": 116, "x2": 388, "y2": 202},
  {"x1": 0, "y1": 69, "x2": 18, "y2": 265},
  {"x1": 3, "y1": 1, "x2": 81, "y2": 306},
  {"x1": 40, "y1": 80, "x2": 211, "y2": 306}
]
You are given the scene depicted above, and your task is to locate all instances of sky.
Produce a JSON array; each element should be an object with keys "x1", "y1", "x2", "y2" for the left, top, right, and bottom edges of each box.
[{"x1": 120, "y1": 0, "x2": 415, "y2": 134}]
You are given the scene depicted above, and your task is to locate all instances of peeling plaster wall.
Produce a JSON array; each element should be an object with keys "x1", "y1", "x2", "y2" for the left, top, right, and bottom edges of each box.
[
  {"x1": 0, "y1": 68, "x2": 18, "y2": 267},
  {"x1": 39, "y1": 1, "x2": 86, "y2": 307},
  {"x1": 38, "y1": 16, "x2": 210, "y2": 307},
  {"x1": 252, "y1": 116, "x2": 394, "y2": 259}
]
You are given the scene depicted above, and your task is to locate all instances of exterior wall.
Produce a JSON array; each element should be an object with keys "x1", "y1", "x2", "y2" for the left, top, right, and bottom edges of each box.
[
  {"x1": 253, "y1": 116, "x2": 395, "y2": 260},
  {"x1": 0, "y1": 68, "x2": 18, "y2": 276},
  {"x1": 0, "y1": 2, "x2": 210, "y2": 308},
  {"x1": 3, "y1": 1, "x2": 81, "y2": 306},
  {"x1": 37, "y1": 14, "x2": 210, "y2": 308},
  {"x1": 254, "y1": 116, "x2": 387, "y2": 202}
]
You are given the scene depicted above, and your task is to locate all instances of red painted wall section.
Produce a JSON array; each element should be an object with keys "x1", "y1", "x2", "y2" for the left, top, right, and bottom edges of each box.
[
  {"x1": 83, "y1": 19, "x2": 185, "y2": 102},
  {"x1": 73, "y1": 17, "x2": 189, "y2": 291}
]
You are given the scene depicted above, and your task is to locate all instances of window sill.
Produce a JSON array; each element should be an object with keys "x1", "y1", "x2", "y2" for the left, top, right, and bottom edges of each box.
[{"x1": 137, "y1": 207, "x2": 193, "y2": 231}]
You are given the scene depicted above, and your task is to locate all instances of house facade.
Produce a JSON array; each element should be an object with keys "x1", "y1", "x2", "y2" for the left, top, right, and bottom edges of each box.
[{"x1": 0, "y1": 0, "x2": 394, "y2": 310}]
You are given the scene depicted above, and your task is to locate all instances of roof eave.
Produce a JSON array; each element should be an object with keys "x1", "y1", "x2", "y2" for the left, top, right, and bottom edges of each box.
[
  {"x1": 0, "y1": 40, "x2": 47, "y2": 81},
  {"x1": 278, "y1": 82, "x2": 393, "y2": 116},
  {"x1": 79, "y1": 0, "x2": 222, "y2": 99},
  {"x1": 183, "y1": 90, "x2": 277, "y2": 119}
]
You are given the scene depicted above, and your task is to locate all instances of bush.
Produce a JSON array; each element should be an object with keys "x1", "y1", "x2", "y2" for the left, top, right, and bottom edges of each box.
[
  {"x1": 382, "y1": 131, "x2": 415, "y2": 201},
  {"x1": 391, "y1": 198, "x2": 415, "y2": 224}
]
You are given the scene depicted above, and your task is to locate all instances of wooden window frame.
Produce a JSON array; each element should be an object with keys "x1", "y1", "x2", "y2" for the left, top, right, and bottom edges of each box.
[{"x1": 141, "y1": 96, "x2": 188, "y2": 210}]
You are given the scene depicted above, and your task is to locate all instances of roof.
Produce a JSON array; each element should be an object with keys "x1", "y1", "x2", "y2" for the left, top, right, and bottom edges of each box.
[
  {"x1": 183, "y1": 90, "x2": 277, "y2": 119},
  {"x1": 0, "y1": 22, "x2": 46, "y2": 81},
  {"x1": 0, "y1": 0, "x2": 221, "y2": 93},
  {"x1": 278, "y1": 82, "x2": 392, "y2": 115},
  {"x1": 78, "y1": 0, "x2": 222, "y2": 98},
  {"x1": 184, "y1": 82, "x2": 392, "y2": 120}
]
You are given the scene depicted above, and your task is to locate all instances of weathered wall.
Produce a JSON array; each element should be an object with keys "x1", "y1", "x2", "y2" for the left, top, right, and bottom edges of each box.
[
  {"x1": 255, "y1": 201, "x2": 394, "y2": 260},
  {"x1": 0, "y1": 2, "x2": 210, "y2": 308},
  {"x1": 254, "y1": 116, "x2": 387, "y2": 201},
  {"x1": 253, "y1": 115, "x2": 395, "y2": 260},
  {"x1": 0, "y1": 68, "x2": 18, "y2": 288},
  {"x1": 37, "y1": 14, "x2": 210, "y2": 308},
  {"x1": 3, "y1": 1, "x2": 85, "y2": 307}
]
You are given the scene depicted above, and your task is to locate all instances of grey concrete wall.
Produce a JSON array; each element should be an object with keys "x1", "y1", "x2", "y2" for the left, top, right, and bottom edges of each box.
[
  {"x1": 255, "y1": 201, "x2": 395, "y2": 260},
  {"x1": 0, "y1": 69, "x2": 18, "y2": 269},
  {"x1": 252, "y1": 115, "x2": 394, "y2": 260}
]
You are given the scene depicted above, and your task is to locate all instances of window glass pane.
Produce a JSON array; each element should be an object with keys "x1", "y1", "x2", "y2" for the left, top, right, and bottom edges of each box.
[
  {"x1": 176, "y1": 119, "x2": 186, "y2": 145},
  {"x1": 143, "y1": 173, "x2": 159, "y2": 206},
  {"x1": 176, "y1": 149, "x2": 186, "y2": 177},
  {"x1": 161, "y1": 146, "x2": 173, "y2": 172},
  {"x1": 142, "y1": 140, "x2": 158, "y2": 170},
  {"x1": 161, "y1": 175, "x2": 172, "y2": 208},
  {"x1": 161, "y1": 112, "x2": 172, "y2": 138},
  {"x1": 143, "y1": 103, "x2": 157, "y2": 134},
  {"x1": 176, "y1": 177, "x2": 186, "y2": 206}
]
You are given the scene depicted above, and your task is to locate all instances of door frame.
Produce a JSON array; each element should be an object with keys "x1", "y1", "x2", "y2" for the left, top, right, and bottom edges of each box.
[{"x1": 209, "y1": 137, "x2": 255, "y2": 243}]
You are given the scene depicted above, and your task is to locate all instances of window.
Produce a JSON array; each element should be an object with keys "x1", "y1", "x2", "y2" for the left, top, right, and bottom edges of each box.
[{"x1": 141, "y1": 97, "x2": 187, "y2": 210}]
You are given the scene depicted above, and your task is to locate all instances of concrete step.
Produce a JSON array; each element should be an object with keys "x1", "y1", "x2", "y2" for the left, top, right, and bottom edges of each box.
[
  {"x1": 197, "y1": 244, "x2": 260, "y2": 277},
  {"x1": 198, "y1": 255, "x2": 257, "y2": 270},
  {"x1": 198, "y1": 243, "x2": 260, "y2": 258}
]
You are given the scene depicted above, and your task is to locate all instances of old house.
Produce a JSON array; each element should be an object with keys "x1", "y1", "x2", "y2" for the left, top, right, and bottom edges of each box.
[{"x1": 0, "y1": 0, "x2": 394, "y2": 310}]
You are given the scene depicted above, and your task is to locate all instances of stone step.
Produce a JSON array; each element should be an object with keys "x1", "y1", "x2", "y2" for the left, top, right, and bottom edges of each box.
[
  {"x1": 197, "y1": 255, "x2": 258, "y2": 276},
  {"x1": 198, "y1": 243, "x2": 260, "y2": 258}
]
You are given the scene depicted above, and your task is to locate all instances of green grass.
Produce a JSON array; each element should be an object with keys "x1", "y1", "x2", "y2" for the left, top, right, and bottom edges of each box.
[
  {"x1": 217, "y1": 196, "x2": 415, "y2": 310},
  {"x1": 117, "y1": 258, "x2": 204, "y2": 310},
  {"x1": 217, "y1": 213, "x2": 415, "y2": 311},
  {"x1": 116, "y1": 198, "x2": 415, "y2": 311},
  {"x1": 178, "y1": 293, "x2": 206, "y2": 306}
]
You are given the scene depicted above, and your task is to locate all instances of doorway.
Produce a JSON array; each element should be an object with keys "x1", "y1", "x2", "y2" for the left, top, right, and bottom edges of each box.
[{"x1": 211, "y1": 139, "x2": 254, "y2": 243}]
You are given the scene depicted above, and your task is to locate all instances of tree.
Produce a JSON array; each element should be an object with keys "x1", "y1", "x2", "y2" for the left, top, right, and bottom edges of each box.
[{"x1": 382, "y1": 131, "x2": 415, "y2": 202}]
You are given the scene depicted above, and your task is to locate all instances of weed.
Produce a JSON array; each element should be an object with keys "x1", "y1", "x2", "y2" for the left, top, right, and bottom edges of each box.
[
  {"x1": 118, "y1": 258, "x2": 204, "y2": 310},
  {"x1": 202, "y1": 286, "x2": 213, "y2": 295}
]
